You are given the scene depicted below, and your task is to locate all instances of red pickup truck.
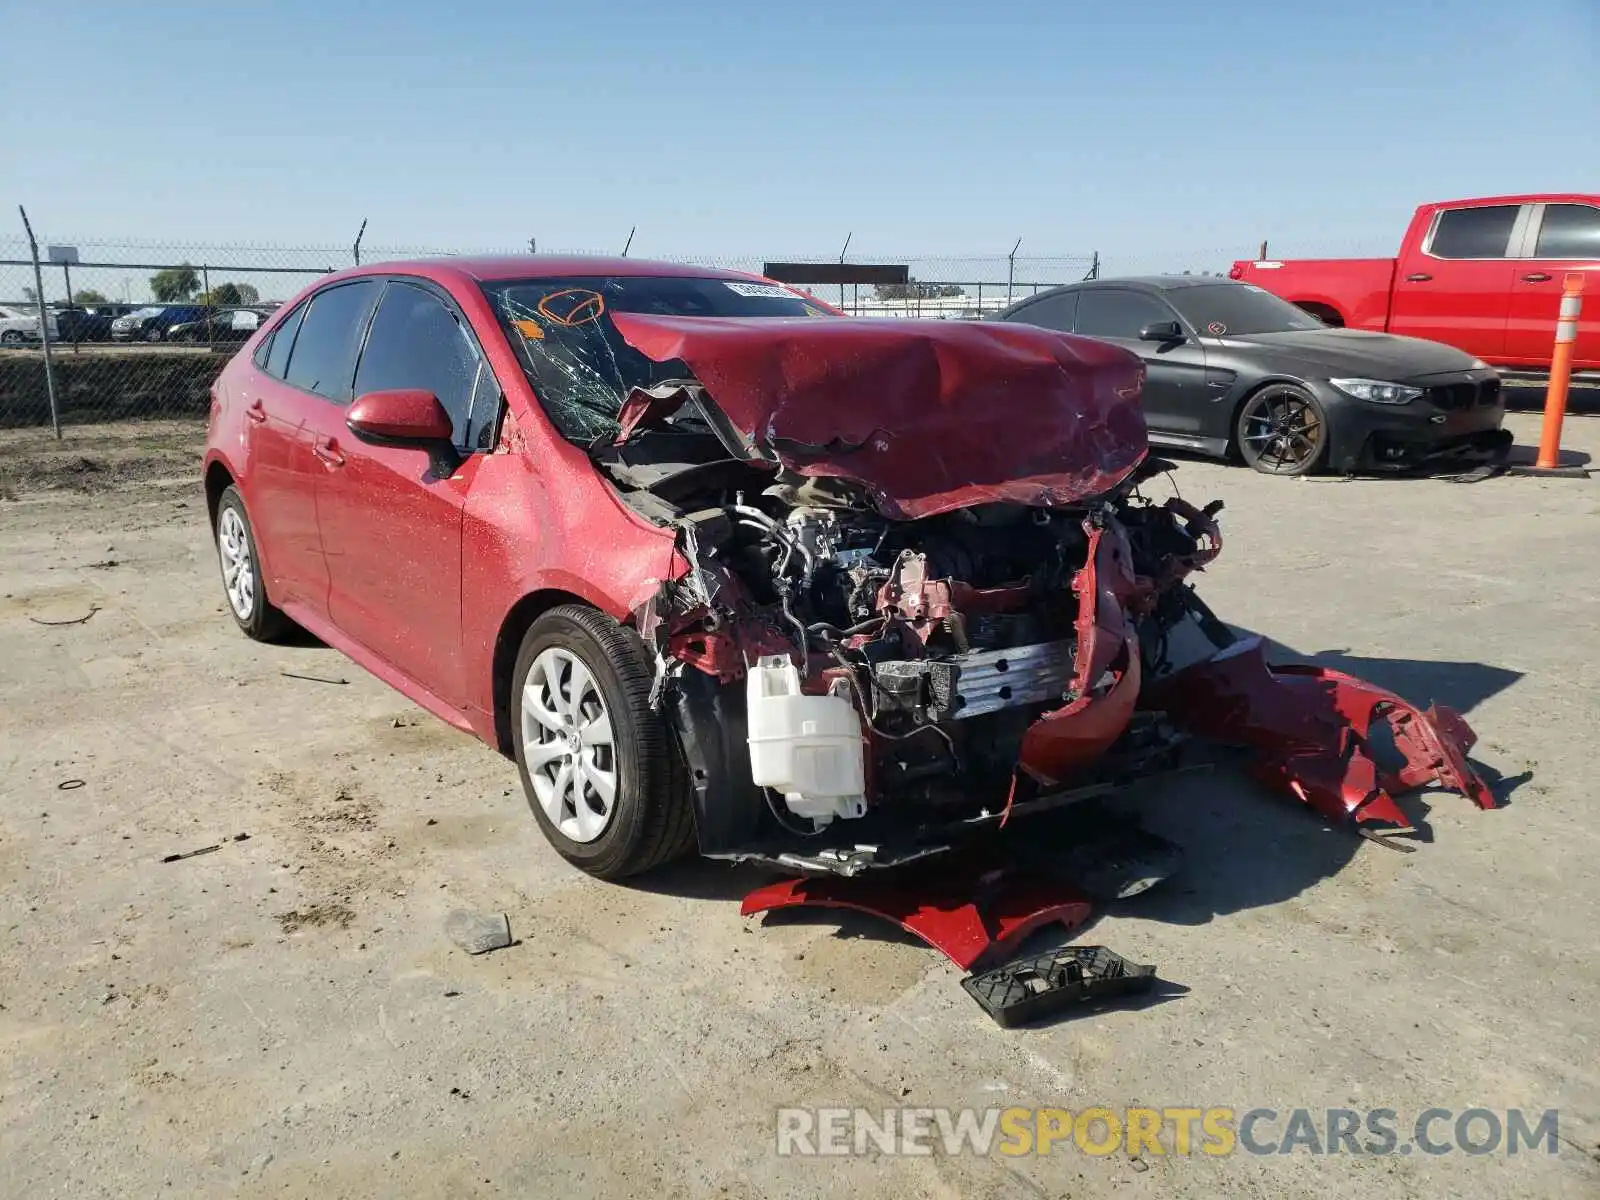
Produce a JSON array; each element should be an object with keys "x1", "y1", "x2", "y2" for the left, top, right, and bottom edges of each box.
[{"x1": 1231, "y1": 194, "x2": 1599, "y2": 375}]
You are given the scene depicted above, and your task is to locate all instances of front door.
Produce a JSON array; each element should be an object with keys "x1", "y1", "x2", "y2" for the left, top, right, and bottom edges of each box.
[
  {"x1": 315, "y1": 279, "x2": 502, "y2": 708},
  {"x1": 1072, "y1": 288, "x2": 1214, "y2": 439}
]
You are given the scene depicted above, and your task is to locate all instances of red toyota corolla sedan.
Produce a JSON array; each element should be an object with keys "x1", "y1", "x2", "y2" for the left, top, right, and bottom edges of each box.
[{"x1": 204, "y1": 256, "x2": 1495, "y2": 883}]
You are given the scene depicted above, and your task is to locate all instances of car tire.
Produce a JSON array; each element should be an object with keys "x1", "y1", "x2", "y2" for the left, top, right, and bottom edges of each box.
[
  {"x1": 214, "y1": 486, "x2": 289, "y2": 642},
  {"x1": 0, "y1": 331, "x2": 22, "y2": 345},
  {"x1": 145, "y1": 327, "x2": 163, "y2": 342},
  {"x1": 512, "y1": 604, "x2": 694, "y2": 879},
  {"x1": 1235, "y1": 383, "x2": 1329, "y2": 477}
]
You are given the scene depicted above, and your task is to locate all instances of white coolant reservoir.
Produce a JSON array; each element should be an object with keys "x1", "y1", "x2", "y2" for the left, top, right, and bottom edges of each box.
[{"x1": 745, "y1": 655, "x2": 867, "y2": 827}]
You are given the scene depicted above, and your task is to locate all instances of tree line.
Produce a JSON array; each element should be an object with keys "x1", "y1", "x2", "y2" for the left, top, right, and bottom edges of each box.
[{"x1": 149, "y1": 264, "x2": 260, "y2": 305}]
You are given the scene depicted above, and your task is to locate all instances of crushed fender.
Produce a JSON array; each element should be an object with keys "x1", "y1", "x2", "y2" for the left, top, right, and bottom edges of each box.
[{"x1": 1146, "y1": 636, "x2": 1497, "y2": 832}]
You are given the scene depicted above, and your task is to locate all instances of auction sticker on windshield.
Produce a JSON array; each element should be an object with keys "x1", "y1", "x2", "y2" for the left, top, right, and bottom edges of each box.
[{"x1": 723, "y1": 282, "x2": 799, "y2": 300}]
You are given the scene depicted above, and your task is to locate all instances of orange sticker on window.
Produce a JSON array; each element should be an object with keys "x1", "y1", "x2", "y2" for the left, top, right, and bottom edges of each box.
[
  {"x1": 536, "y1": 289, "x2": 606, "y2": 327},
  {"x1": 513, "y1": 318, "x2": 545, "y2": 340}
]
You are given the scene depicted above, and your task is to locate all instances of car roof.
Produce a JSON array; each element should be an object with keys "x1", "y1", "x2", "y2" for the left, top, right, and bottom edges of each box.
[
  {"x1": 1424, "y1": 192, "x2": 1599, "y2": 208},
  {"x1": 1005, "y1": 276, "x2": 1235, "y2": 309},
  {"x1": 333, "y1": 254, "x2": 757, "y2": 285},
  {"x1": 1079, "y1": 276, "x2": 1231, "y2": 291}
]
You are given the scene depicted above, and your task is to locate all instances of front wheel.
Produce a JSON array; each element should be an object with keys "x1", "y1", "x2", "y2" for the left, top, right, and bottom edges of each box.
[
  {"x1": 0, "y1": 331, "x2": 23, "y2": 345},
  {"x1": 1236, "y1": 383, "x2": 1328, "y2": 476},
  {"x1": 511, "y1": 605, "x2": 693, "y2": 879}
]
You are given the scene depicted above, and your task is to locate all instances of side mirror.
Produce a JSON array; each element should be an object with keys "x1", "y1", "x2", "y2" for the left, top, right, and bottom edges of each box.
[
  {"x1": 347, "y1": 389, "x2": 460, "y2": 479},
  {"x1": 1139, "y1": 320, "x2": 1185, "y2": 342}
]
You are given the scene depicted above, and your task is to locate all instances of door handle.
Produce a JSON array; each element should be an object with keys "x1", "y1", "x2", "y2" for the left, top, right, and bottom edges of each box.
[
  {"x1": 1404, "y1": 272, "x2": 1433, "y2": 282},
  {"x1": 1520, "y1": 272, "x2": 1552, "y2": 283},
  {"x1": 313, "y1": 439, "x2": 345, "y2": 468},
  {"x1": 244, "y1": 399, "x2": 266, "y2": 424}
]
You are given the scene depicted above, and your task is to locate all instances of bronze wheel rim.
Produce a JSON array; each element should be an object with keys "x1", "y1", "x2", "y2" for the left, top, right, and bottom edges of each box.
[{"x1": 1241, "y1": 389, "x2": 1324, "y2": 472}]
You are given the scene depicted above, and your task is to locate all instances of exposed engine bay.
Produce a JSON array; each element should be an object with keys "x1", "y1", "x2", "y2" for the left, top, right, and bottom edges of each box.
[{"x1": 617, "y1": 440, "x2": 1228, "y2": 870}]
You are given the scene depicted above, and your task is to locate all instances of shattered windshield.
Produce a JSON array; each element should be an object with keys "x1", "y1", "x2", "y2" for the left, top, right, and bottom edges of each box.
[{"x1": 483, "y1": 275, "x2": 828, "y2": 442}]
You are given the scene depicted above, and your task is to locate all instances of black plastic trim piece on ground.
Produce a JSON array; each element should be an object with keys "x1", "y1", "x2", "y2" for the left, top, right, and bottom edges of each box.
[
  {"x1": 1507, "y1": 463, "x2": 1590, "y2": 479},
  {"x1": 961, "y1": 946, "x2": 1157, "y2": 1028}
]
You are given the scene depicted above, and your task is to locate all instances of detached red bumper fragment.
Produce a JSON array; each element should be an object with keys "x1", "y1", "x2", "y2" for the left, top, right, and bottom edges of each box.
[
  {"x1": 741, "y1": 864, "x2": 1094, "y2": 972},
  {"x1": 1147, "y1": 637, "x2": 1497, "y2": 830}
]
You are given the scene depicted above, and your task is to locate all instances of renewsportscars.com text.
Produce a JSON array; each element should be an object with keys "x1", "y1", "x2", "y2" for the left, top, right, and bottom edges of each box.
[{"x1": 775, "y1": 1106, "x2": 1562, "y2": 1158}]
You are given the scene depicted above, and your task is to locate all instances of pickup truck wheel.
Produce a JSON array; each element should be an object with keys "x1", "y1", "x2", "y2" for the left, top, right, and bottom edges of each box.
[
  {"x1": 1236, "y1": 384, "x2": 1328, "y2": 476},
  {"x1": 512, "y1": 605, "x2": 694, "y2": 879}
]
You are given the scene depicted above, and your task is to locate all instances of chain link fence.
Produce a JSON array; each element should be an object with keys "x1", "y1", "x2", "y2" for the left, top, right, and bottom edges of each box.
[{"x1": 0, "y1": 233, "x2": 1108, "y2": 429}]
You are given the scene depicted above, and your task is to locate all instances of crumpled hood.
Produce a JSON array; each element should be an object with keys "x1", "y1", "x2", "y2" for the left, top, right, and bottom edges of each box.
[{"x1": 610, "y1": 314, "x2": 1149, "y2": 519}]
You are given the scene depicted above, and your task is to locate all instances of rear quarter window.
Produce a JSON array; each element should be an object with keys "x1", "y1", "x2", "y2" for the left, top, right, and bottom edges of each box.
[{"x1": 257, "y1": 299, "x2": 308, "y2": 378}]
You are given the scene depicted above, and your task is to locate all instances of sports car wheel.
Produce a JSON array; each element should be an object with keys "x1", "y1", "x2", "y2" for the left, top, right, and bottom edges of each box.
[
  {"x1": 215, "y1": 486, "x2": 289, "y2": 641},
  {"x1": 512, "y1": 605, "x2": 693, "y2": 879},
  {"x1": 1236, "y1": 384, "x2": 1328, "y2": 476}
]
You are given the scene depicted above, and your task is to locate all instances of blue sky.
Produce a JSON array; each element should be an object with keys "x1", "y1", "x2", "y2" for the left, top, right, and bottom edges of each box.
[{"x1": 3, "y1": 0, "x2": 1596, "y2": 269}]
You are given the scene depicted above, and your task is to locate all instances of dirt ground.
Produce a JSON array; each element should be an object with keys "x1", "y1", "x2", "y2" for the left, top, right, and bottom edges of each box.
[{"x1": 1, "y1": 412, "x2": 1598, "y2": 1199}]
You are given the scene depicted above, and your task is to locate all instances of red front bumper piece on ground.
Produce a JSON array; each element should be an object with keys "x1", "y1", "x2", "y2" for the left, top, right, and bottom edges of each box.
[
  {"x1": 740, "y1": 865, "x2": 1094, "y2": 972},
  {"x1": 1147, "y1": 637, "x2": 1498, "y2": 830}
]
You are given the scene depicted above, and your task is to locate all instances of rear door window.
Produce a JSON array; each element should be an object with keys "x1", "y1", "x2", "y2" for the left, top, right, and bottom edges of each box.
[
  {"x1": 1006, "y1": 291, "x2": 1079, "y2": 332},
  {"x1": 282, "y1": 281, "x2": 381, "y2": 402},
  {"x1": 1428, "y1": 206, "x2": 1520, "y2": 259},
  {"x1": 353, "y1": 281, "x2": 498, "y2": 449},
  {"x1": 1074, "y1": 290, "x2": 1173, "y2": 339},
  {"x1": 1534, "y1": 204, "x2": 1600, "y2": 259}
]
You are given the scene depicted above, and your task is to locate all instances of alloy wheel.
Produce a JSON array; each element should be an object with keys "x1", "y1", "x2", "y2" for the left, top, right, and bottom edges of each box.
[
  {"x1": 217, "y1": 506, "x2": 255, "y2": 620},
  {"x1": 1240, "y1": 388, "x2": 1325, "y2": 474},
  {"x1": 520, "y1": 647, "x2": 618, "y2": 844}
]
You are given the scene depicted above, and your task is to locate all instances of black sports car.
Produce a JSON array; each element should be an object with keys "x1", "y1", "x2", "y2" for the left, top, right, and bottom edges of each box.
[
  {"x1": 995, "y1": 277, "x2": 1508, "y2": 475},
  {"x1": 165, "y1": 307, "x2": 267, "y2": 343}
]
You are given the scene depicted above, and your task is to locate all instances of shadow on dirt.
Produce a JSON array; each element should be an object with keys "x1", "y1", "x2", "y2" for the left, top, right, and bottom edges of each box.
[{"x1": 274, "y1": 624, "x2": 329, "y2": 650}]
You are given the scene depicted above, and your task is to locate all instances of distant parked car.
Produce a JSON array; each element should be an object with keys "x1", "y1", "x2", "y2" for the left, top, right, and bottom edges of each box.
[
  {"x1": 166, "y1": 307, "x2": 268, "y2": 343},
  {"x1": 110, "y1": 305, "x2": 208, "y2": 342},
  {"x1": 50, "y1": 305, "x2": 117, "y2": 342},
  {"x1": 996, "y1": 276, "x2": 1508, "y2": 476},
  {"x1": 0, "y1": 304, "x2": 56, "y2": 345}
]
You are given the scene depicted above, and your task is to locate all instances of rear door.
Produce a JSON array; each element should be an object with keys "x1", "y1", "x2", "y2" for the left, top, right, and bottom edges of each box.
[
  {"x1": 1507, "y1": 201, "x2": 1600, "y2": 369},
  {"x1": 241, "y1": 298, "x2": 332, "y2": 615},
  {"x1": 1071, "y1": 288, "x2": 1213, "y2": 437},
  {"x1": 1390, "y1": 202, "x2": 1524, "y2": 359},
  {"x1": 315, "y1": 278, "x2": 502, "y2": 707}
]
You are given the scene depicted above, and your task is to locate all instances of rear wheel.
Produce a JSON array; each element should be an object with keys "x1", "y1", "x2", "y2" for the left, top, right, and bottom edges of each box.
[
  {"x1": 512, "y1": 605, "x2": 693, "y2": 879},
  {"x1": 215, "y1": 486, "x2": 289, "y2": 641},
  {"x1": 1236, "y1": 384, "x2": 1328, "y2": 476}
]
